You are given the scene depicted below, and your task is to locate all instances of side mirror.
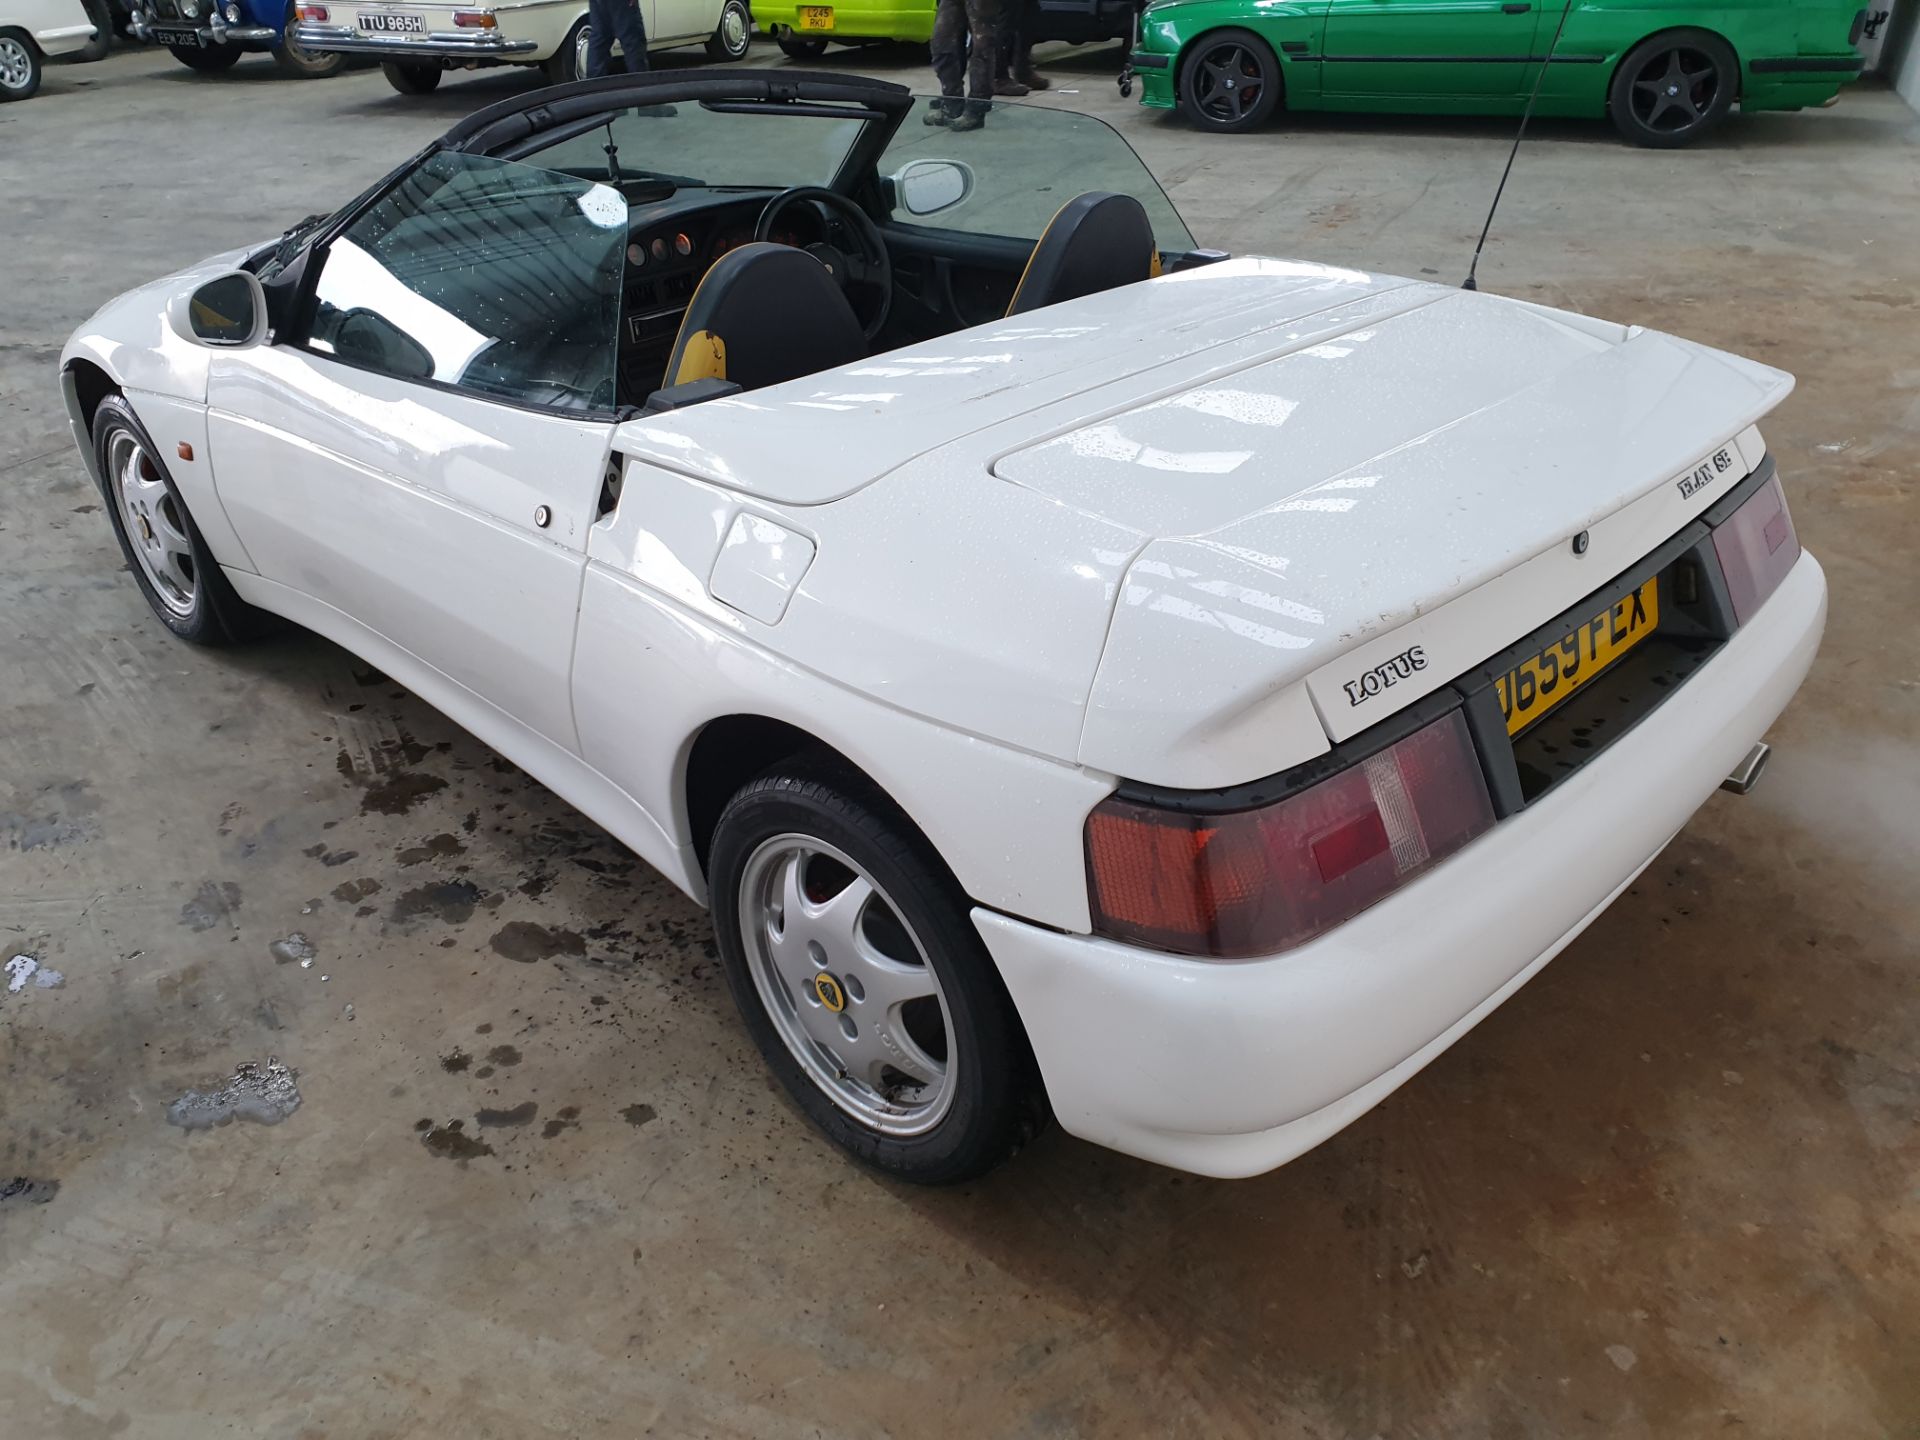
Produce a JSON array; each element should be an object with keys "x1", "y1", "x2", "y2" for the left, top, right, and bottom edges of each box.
[
  {"x1": 890, "y1": 159, "x2": 974, "y2": 218},
  {"x1": 169, "y1": 270, "x2": 269, "y2": 349},
  {"x1": 330, "y1": 307, "x2": 434, "y2": 381}
]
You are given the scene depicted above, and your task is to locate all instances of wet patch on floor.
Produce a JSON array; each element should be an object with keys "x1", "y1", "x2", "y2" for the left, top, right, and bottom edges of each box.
[
  {"x1": 389, "y1": 880, "x2": 483, "y2": 927},
  {"x1": 1, "y1": 778, "x2": 100, "y2": 851},
  {"x1": 620, "y1": 1103, "x2": 656, "y2": 1129},
  {"x1": 398, "y1": 833, "x2": 465, "y2": 866},
  {"x1": 541, "y1": 1106, "x2": 581, "y2": 1140},
  {"x1": 331, "y1": 877, "x2": 381, "y2": 903},
  {"x1": 440, "y1": 1049, "x2": 471, "y2": 1073},
  {"x1": 179, "y1": 881, "x2": 242, "y2": 932},
  {"x1": 420, "y1": 1120, "x2": 493, "y2": 1162},
  {"x1": 485, "y1": 1045, "x2": 522, "y2": 1067},
  {"x1": 0, "y1": 1176, "x2": 60, "y2": 1210},
  {"x1": 362, "y1": 772, "x2": 449, "y2": 818},
  {"x1": 165, "y1": 1058, "x2": 302, "y2": 1131},
  {"x1": 474, "y1": 1101, "x2": 538, "y2": 1128},
  {"x1": 488, "y1": 921, "x2": 586, "y2": 964}
]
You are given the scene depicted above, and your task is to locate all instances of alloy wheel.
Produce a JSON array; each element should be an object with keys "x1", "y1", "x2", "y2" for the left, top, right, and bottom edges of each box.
[
  {"x1": 738, "y1": 834, "x2": 957, "y2": 1137},
  {"x1": 108, "y1": 429, "x2": 198, "y2": 616},
  {"x1": 574, "y1": 22, "x2": 591, "y2": 79},
  {"x1": 1629, "y1": 45, "x2": 1722, "y2": 136},
  {"x1": 0, "y1": 37, "x2": 32, "y2": 91},
  {"x1": 1192, "y1": 42, "x2": 1264, "y2": 124}
]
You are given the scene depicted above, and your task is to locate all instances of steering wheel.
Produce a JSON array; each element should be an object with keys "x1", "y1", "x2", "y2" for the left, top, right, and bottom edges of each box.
[{"x1": 754, "y1": 186, "x2": 892, "y2": 343}]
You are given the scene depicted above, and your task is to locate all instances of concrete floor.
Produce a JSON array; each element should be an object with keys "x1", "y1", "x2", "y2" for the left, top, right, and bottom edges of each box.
[{"x1": 2, "y1": 36, "x2": 1917, "y2": 1439}]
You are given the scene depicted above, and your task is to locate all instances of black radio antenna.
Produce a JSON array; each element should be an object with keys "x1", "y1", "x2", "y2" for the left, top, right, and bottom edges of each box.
[{"x1": 1463, "y1": 0, "x2": 1577, "y2": 291}]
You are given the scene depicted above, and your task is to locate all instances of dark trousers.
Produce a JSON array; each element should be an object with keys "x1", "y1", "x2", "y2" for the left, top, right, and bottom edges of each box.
[
  {"x1": 931, "y1": 0, "x2": 997, "y2": 104},
  {"x1": 996, "y1": 0, "x2": 1033, "y2": 77},
  {"x1": 586, "y1": 0, "x2": 649, "y2": 75}
]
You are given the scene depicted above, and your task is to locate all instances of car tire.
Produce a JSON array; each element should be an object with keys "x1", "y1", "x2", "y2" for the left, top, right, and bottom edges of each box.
[
  {"x1": 169, "y1": 40, "x2": 243, "y2": 70},
  {"x1": 1608, "y1": 28, "x2": 1738, "y2": 148},
  {"x1": 92, "y1": 394, "x2": 276, "y2": 646},
  {"x1": 73, "y1": 0, "x2": 114, "y2": 62},
  {"x1": 1179, "y1": 27, "x2": 1282, "y2": 134},
  {"x1": 273, "y1": 1, "x2": 344, "y2": 76},
  {"x1": 544, "y1": 16, "x2": 588, "y2": 82},
  {"x1": 775, "y1": 29, "x2": 827, "y2": 60},
  {"x1": 0, "y1": 29, "x2": 43, "y2": 98},
  {"x1": 705, "y1": 0, "x2": 750, "y2": 61},
  {"x1": 708, "y1": 758, "x2": 1050, "y2": 1185},
  {"x1": 382, "y1": 59, "x2": 441, "y2": 93}
]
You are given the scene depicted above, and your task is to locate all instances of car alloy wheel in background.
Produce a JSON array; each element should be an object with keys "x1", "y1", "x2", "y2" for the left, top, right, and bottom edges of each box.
[
  {"x1": 1610, "y1": 29, "x2": 1737, "y2": 147},
  {"x1": 1181, "y1": 28, "x2": 1281, "y2": 134},
  {"x1": 274, "y1": 0, "x2": 346, "y2": 76},
  {"x1": 707, "y1": 0, "x2": 750, "y2": 61},
  {"x1": 0, "y1": 32, "x2": 41, "y2": 99}
]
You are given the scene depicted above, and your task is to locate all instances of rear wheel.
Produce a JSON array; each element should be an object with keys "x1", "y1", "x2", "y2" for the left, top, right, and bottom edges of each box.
[
  {"x1": 705, "y1": 0, "x2": 750, "y2": 60},
  {"x1": 1179, "y1": 28, "x2": 1281, "y2": 134},
  {"x1": 382, "y1": 59, "x2": 441, "y2": 93},
  {"x1": 169, "y1": 40, "x2": 242, "y2": 70},
  {"x1": 543, "y1": 15, "x2": 588, "y2": 82},
  {"x1": 776, "y1": 29, "x2": 827, "y2": 60},
  {"x1": 92, "y1": 395, "x2": 275, "y2": 645},
  {"x1": 709, "y1": 760, "x2": 1049, "y2": 1184},
  {"x1": 273, "y1": 1, "x2": 343, "y2": 76},
  {"x1": 1609, "y1": 28, "x2": 1737, "y2": 147},
  {"x1": 0, "y1": 31, "x2": 40, "y2": 99},
  {"x1": 74, "y1": 0, "x2": 114, "y2": 62}
]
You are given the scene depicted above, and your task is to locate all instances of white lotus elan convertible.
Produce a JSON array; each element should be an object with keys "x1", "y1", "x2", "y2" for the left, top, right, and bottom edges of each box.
[{"x1": 60, "y1": 72, "x2": 1825, "y2": 1182}]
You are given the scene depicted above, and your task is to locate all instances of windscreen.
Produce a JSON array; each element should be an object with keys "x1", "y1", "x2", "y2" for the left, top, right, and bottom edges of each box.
[{"x1": 515, "y1": 101, "x2": 872, "y2": 191}]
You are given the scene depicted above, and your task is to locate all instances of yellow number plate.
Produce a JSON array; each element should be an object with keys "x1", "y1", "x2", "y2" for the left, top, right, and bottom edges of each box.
[
  {"x1": 1497, "y1": 578, "x2": 1659, "y2": 737},
  {"x1": 797, "y1": 5, "x2": 834, "y2": 28}
]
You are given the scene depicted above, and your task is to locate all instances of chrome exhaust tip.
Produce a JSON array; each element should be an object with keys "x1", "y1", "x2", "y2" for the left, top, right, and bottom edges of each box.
[{"x1": 1721, "y1": 742, "x2": 1771, "y2": 796}]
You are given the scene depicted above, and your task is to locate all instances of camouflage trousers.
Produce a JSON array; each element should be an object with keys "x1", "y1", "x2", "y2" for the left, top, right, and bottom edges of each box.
[{"x1": 930, "y1": 0, "x2": 1000, "y2": 104}]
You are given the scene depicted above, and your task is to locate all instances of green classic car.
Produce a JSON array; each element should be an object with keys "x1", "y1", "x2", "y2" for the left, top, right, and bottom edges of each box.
[{"x1": 1124, "y1": 0, "x2": 1868, "y2": 146}]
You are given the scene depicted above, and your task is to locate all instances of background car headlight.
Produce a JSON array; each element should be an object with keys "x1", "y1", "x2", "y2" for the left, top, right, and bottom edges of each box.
[
  {"x1": 180, "y1": 0, "x2": 199, "y2": 17},
  {"x1": 224, "y1": 2, "x2": 240, "y2": 20}
]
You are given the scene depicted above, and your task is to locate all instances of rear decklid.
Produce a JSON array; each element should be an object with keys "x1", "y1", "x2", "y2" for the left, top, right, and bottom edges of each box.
[{"x1": 1058, "y1": 297, "x2": 1792, "y2": 787}]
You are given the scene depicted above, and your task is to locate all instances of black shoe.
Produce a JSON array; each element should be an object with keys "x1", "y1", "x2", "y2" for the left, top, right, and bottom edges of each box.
[
  {"x1": 923, "y1": 98, "x2": 958, "y2": 125},
  {"x1": 950, "y1": 104, "x2": 987, "y2": 131}
]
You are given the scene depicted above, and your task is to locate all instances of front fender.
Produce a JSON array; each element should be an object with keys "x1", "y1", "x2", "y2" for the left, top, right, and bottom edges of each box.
[{"x1": 60, "y1": 245, "x2": 264, "y2": 410}]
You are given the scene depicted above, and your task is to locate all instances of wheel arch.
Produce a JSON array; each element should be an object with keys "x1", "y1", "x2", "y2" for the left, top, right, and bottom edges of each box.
[
  {"x1": 1607, "y1": 24, "x2": 1745, "y2": 108},
  {"x1": 61, "y1": 357, "x2": 122, "y2": 494}
]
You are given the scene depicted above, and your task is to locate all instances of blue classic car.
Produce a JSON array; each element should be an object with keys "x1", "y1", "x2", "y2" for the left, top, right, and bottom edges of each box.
[{"x1": 128, "y1": 0, "x2": 341, "y2": 73}]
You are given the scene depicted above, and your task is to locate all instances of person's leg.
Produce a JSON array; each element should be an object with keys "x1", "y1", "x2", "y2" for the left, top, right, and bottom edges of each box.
[
  {"x1": 928, "y1": 0, "x2": 965, "y2": 116},
  {"x1": 960, "y1": 0, "x2": 997, "y2": 114},
  {"x1": 584, "y1": 0, "x2": 615, "y2": 76},
  {"x1": 992, "y1": 3, "x2": 1026, "y2": 95},
  {"x1": 614, "y1": 0, "x2": 649, "y2": 72},
  {"x1": 1012, "y1": 0, "x2": 1046, "y2": 88}
]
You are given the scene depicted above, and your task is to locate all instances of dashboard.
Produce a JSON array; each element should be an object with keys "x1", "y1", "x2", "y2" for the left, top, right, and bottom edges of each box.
[{"x1": 618, "y1": 195, "x2": 826, "y2": 397}]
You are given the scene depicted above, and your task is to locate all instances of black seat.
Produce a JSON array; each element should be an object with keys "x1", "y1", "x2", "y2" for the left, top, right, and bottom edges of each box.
[
  {"x1": 1006, "y1": 191, "x2": 1161, "y2": 317},
  {"x1": 660, "y1": 242, "x2": 866, "y2": 394}
]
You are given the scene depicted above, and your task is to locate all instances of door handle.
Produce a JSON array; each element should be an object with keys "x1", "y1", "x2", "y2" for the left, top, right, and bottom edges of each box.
[{"x1": 1502, "y1": 3, "x2": 1530, "y2": 10}]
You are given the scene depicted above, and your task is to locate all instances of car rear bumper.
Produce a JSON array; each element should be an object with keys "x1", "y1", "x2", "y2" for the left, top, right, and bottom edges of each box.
[
  {"x1": 289, "y1": 20, "x2": 538, "y2": 54},
  {"x1": 128, "y1": 11, "x2": 278, "y2": 43},
  {"x1": 976, "y1": 551, "x2": 1827, "y2": 1179}
]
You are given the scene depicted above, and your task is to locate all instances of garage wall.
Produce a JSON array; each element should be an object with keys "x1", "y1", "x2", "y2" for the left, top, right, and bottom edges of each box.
[{"x1": 1885, "y1": 1, "x2": 1920, "y2": 111}]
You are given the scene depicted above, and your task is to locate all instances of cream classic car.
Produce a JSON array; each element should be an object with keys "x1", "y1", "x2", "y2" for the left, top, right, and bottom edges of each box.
[{"x1": 291, "y1": 0, "x2": 751, "y2": 93}]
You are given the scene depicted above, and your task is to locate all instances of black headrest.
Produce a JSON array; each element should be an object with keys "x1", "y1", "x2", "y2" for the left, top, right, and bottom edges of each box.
[
  {"x1": 1007, "y1": 192, "x2": 1158, "y2": 317},
  {"x1": 662, "y1": 242, "x2": 866, "y2": 394}
]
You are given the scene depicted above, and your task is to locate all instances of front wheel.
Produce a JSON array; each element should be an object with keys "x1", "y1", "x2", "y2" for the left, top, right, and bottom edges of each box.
[
  {"x1": 169, "y1": 40, "x2": 243, "y2": 70},
  {"x1": 1179, "y1": 28, "x2": 1281, "y2": 134},
  {"x1": 1609, "y1": 28, "x2": 1738, "y2": 148},
  {"x1": 92, "y1": 395, "x2": 276, "y2": 645},
  {"x1": 709, "y1": 761, "x2": 1050, "y2": 1184},
  {"x1": 273, "y1": 2, "x2": 344, "y2": 77},
  {"x1": 0, "y1": 31, "x2": 41, "y2": 99},
  {"x1": 776, "y1": 29, "x2": 828, "y2": 60},
  {"x1": 74, "y1": 0, "x2": 114, "y2": 62},
  {"x1": 382, "y1": 59, "x2": 441, "y2": 93},
  {"x1": 705, "y1": 0, "x2": 750, "y2": 60}
]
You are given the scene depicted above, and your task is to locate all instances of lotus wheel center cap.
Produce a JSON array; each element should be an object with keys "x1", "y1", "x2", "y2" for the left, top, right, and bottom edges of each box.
[
  {"x1": 813, "y1": 971, "x2": 847, "y2": 1013},
  {"x1": 1668, "y1": 83, "x2": 1679, "y2": 95}
]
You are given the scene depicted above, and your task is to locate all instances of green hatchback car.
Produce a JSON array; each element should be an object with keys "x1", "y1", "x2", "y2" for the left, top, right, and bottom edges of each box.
[{"x1": 1124, "y1": 0, "x2": 1868, "y2": 146}]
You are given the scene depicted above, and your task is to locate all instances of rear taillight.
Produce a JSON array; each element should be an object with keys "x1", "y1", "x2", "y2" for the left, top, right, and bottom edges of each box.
[
  {"x1": 296, "y1": 3, "x2": 327, "y2": 18},
  {"x1": 1086, "y1": 709, "x2": 1495, "y2": 959},
  {"x1": 1713, "y1": 473, "x2": 1799, "y2": 624},
  {"x1": 453, "y1": 9, "x2": 497, "y2": 25}
]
